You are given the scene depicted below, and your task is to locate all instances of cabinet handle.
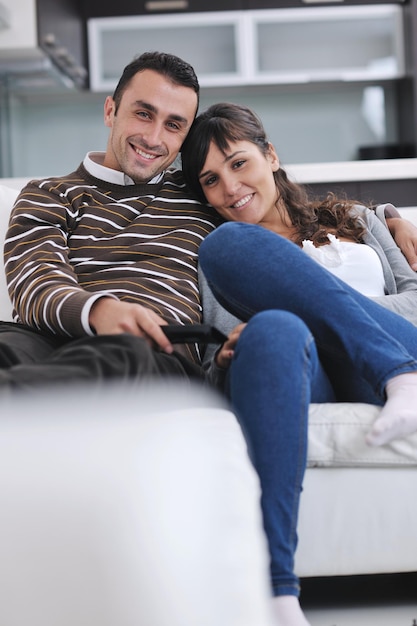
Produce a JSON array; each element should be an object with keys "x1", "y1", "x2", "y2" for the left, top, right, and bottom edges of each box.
[{"x1": 145, "y1": 0, "x2": 189, "y2": 11}]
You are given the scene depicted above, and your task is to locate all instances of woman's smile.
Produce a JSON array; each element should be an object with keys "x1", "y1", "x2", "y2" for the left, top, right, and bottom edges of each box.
[{"x1": 231, "y1": 193, "x2": 254, "y2": 210}]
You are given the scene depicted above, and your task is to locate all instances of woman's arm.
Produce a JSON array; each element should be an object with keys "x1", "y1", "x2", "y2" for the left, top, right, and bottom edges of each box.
[
  {"x1": 375, "y1": 203, "x2": 417, "y2": 271},
  {"x1": 386, "y1": 218, "x2": 417, "y2": 271},
  {"x1": 363, "y1": 207, "x2": 417, "y2": 325},
  {"x1": 199, "y1": 267, "x2": 242, "y2": 388}
]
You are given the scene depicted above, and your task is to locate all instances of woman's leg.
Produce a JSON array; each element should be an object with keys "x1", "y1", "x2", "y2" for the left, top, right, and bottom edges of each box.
[
  {"x1": 200, "y1": 222, "x2": 417, "y2": 398},
  {"x1": 225, "y1": 310, "x2": 334, "y2": 607}
]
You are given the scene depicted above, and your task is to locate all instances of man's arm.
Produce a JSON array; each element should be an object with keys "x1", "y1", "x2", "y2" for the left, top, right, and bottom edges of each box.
[
  {"x1": 89, "y1": 297, "x2": 173, "y2": 353},
  {"x1": 5, "y1": 180, "x2": 175, "y2": 353},
  {"x1": 4, "y1": 180, "x2": 92, "y2": 336}
]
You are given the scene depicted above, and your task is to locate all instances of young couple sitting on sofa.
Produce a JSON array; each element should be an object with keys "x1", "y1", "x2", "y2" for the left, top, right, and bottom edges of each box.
[{"x1": 1, "y1": 51, "x2": 417, "y2": 626}]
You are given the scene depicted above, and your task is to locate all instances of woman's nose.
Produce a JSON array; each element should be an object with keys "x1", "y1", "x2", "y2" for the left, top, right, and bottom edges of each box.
[{"x1": 223, "y1": 176, "x2": 240, "y2": 197}]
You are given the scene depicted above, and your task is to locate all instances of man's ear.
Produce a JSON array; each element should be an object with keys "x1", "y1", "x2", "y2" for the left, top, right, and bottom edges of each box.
[
  {"x1": 104, "y1": 96, "x2": 115, "y2": 128},
  {"x1": 267, "y1": 142, "x2": 280, "y2": 172}
]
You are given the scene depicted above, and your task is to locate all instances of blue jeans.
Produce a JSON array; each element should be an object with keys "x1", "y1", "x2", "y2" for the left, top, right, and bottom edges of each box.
[{"x1": 199, "y1": 222, "x2": 417, "y2": 597}]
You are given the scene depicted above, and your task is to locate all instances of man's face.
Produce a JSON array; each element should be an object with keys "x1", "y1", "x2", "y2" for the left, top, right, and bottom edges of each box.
[{"x1": 103, "y1": 69, "x2": 198, "y2": 183}]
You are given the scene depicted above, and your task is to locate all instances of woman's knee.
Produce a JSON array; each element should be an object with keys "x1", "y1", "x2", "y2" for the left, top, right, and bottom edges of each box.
[
  {"x1": 230, "y1": 311, "x2": 313, "y2": 375},
  {"x1": 240, "y1": 311, "x2": 310, "y2": 348},
  {"x1": 200, "y1": 223, "x2": 253, "y2": 277}
]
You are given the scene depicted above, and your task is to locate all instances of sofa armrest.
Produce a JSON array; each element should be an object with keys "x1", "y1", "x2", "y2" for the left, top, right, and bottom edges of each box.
[{"x1": 0, "y1": 185, "x2": 20, "y2": 321}]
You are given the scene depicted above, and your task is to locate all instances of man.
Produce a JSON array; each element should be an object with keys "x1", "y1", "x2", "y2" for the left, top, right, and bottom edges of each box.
[{"x1": 1, "y1": 51, "x2": 222, "y2": 389}]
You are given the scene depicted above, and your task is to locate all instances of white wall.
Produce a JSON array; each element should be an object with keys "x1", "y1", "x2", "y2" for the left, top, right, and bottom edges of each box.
[
  {"x1": 199, "y1": 83, "x2": 396, "y2": 166},
  {"x1": 8, "y1": 91, "x2": 107, "y2": 177},
  {"x1": 5, "y1": 80, "x2": 398, "y2": 178}
]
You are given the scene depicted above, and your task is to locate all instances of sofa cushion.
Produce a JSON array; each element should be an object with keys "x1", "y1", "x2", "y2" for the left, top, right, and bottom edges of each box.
[{"x1": 308, "y1": 402, "x2": 417, "y2": 467}]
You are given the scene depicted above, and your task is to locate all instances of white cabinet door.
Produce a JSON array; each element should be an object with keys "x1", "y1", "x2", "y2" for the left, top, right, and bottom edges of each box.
[
  {"x1": 88, "y1": 11, "x2": 248, "y2": 92},
  {"x1": 250, "y1": 5, "x2": 405, "y2": 85}
]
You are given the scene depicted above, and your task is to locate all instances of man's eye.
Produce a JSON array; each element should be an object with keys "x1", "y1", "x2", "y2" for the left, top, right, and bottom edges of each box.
[
  {"x1": 167, "y1": 121, "x2": 181, "y2": 131},
  {"x1": 137, "y1": 111, "x2": 151, "y2": 119}
]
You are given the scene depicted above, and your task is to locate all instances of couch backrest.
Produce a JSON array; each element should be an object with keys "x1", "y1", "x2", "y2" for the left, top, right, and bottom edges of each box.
[{"x1": 0, "y1": 185, "x2": 20, "y2": 321}]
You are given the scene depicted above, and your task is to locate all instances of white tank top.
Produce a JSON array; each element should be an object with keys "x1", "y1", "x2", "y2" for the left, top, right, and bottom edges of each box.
[{"x1": 302, "y1": 234, "x2": 386, "y2": 297}]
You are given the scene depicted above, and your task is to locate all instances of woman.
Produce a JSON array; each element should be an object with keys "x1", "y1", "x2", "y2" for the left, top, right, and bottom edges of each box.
[{"x1": 181, "y1": 102, "x2": 417, "y2": 626}]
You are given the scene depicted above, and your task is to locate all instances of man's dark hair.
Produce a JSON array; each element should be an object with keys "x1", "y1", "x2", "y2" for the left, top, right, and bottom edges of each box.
[{"x1": 112, "y1": 51, "x2": 200, "y2": 112}]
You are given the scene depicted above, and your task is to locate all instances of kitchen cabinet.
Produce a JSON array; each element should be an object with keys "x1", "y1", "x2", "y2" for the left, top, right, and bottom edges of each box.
[
  {"x1": 286, "y1": 157, "x2": 417, "y2": 207},
  {"x1": 82, "y1": 0, "x2": 405, "y2": 16},
  {"x1": 82, "y1": 0, "x2": 243, "y2": 19},
  {"x1": 292, "y1": 157, "x2": 417, "y2": 206},
  {"x1": 87, "y1": 4, "x2": 405, "y2": 91},
  {"x1": 0, "y1": 0, "x2": 88, "y2": 91},
  {"x1": 306, "y1": 178, "x2": 417, "y2": 207},
  {"x1": 243, "y1": 0, "x2": 405, "y2": 8}
]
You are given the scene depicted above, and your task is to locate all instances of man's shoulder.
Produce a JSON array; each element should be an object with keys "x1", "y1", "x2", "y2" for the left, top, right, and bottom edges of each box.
[
  {"x1": 163, "y1": 167, "x2": 187, "y2": 188},
  {"x1": 162, "y1": 167, "x2": 204, "y2": 202},
  {"x1": 20, "y1": 165, "x2": 89, "y2": 195}
]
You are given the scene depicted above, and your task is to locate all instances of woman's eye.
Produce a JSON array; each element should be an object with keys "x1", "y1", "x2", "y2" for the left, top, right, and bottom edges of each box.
[
  {"x1": 233, "y1": 159, "x2": 246, "y2": 169},
  {"x1": 203, "y1": 176, "x2": 217, "y2": 187}
]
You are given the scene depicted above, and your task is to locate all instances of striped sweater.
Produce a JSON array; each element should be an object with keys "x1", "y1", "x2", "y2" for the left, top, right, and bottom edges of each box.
[{"x1": 4, "y1": 164, "x2": 221, "y2": 362}]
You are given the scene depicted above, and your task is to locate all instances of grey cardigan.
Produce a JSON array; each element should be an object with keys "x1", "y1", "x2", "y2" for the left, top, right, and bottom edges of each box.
[{"x1": 200, "y1": 205, "x2": 417, "y2": 385}]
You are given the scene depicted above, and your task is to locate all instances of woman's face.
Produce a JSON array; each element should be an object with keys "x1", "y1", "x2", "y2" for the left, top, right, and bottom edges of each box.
[{"x1": 198, "y1": 139, "x2": 281, "y2": 227}]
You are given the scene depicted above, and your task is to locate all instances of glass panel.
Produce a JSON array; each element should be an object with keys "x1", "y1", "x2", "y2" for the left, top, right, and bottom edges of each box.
[
  {"x1": 256, "y1": 13, "x2": 401, "y2": 78},
  {"x1": 101, "y1": 23, "x2": 237, "y2": 82}
]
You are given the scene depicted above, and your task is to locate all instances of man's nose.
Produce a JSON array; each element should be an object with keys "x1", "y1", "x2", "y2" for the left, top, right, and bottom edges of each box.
[{"x1": 142, "y1": 122, "x2": 163, "y2": 148}]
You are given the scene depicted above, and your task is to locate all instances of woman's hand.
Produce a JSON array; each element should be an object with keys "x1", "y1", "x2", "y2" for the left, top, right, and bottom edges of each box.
[
  {"x1": 387, "y1": 217, "x2": 417, "y2": 271},
  {"x1": 215, "y1": 323, "x2": 247, "y2": 369},
  {"x1": 89, "y1": 297, "x2": 173, "y2": 354}
]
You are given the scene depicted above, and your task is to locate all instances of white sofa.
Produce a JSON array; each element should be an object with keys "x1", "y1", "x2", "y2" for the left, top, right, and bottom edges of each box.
[
  {"x1": 0, "y1": 382, "x2": 278, "y2": 626},
  {"x1": 0, "y1": 180, "x2": 276, "y2": 626},
  {"x1": 1, "y1": 179, "x2": 417, "y2": 587}
]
